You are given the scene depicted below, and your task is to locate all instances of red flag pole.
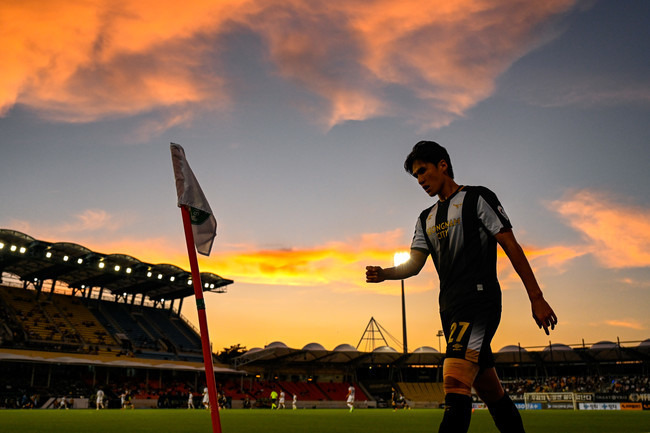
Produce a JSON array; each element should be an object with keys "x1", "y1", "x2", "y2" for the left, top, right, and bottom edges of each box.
[{"x1": 181, "y1": 205, "x2": 222, "y2": 433}]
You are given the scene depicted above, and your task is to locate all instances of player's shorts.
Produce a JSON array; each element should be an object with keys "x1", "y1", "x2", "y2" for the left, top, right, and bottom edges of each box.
[{"x1": 440, "y1": 302, "x2": 501, "y2": 368}]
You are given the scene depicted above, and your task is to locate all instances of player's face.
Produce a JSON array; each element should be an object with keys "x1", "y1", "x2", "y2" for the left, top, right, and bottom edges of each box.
[{"x1": 411, "y1": 159, "x2": 448, "y2": 197}]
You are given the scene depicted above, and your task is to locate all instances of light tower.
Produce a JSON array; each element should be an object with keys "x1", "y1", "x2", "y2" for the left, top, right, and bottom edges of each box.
[{"x1": 394, "y1": 251, "x2": 410, "y2": 354}]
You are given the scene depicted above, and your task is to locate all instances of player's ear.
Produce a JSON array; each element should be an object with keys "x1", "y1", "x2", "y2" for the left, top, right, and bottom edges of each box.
[{"x1": 438, "y1": 159, "x2": 448, "y2": 172}]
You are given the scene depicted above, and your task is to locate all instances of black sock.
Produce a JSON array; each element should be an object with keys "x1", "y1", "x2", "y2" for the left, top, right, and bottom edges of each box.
[
  {"x1": 487, "y1": 393, "x2": 525, "y2": 433},
  {"x1": 438, "y1": 393, "x2": 472, "y2": 433}
]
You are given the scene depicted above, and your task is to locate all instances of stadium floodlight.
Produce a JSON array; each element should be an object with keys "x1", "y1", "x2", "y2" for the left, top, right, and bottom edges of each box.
[
  {"x1": 98, "y1": 262, "x2": 105, "y2": 269},
  {"x1": 63, "y1": 255, "x2": 69, "y2": 261},
  {"x1": 0, "y1": 242, "x2": 4, "y2": 249},
  {"x1": 170, "y1": 276, "x2": 175, "y2": 282},
  {"x1": 394, "y1": 252, "x2": 410, "y2": 266},
  {"x1": 394, "y1": 251, "x2": 410, "y2": 354},
  {"x1": 187, "y1": 280, "x2": 192, "y2": 285},
  {"x1": 436, "y1": 330, "x2": 445, "y2": 352},
  {"x1": 77, "y1": 258, "x2": 83, "y2": 264},
  {"x1": 204, "y1": 283, "x2": 209, "y2": 288},
  {"x1": 126, "y1": 267, "x2": 132, "y2": 274},
  {"x1": 157, "y1": 273, "x2": 163, "y2": 279},
  {"x1": 114, "y1": 265, "x2": 120, "y2": 272},
  {"x1": 45, "y1": 251, "x2": 52, "y2": 258},
  {"x1": 19, "y1": 247, "x2": 27, "y2": 254},
  {"x1": 10, "y1": 245, "x2": 17, "y2": 252},
  {"x1": 147, "y1": 271, "x2": 152, "y2": 277}
]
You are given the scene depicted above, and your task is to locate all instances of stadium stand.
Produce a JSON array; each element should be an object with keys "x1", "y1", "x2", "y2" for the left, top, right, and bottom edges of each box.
[
  {"x1": 52, "y1": 294, "x2": 117, "y2": 347},
  {"x1": 318, "y1": 382, "x2": 368, "y2": 401},
  {"x1": 139, "y1": 307, "x2": 202, "y2": 352},
  {"x1": 97, "y1": 302, "x2": 158, "y2": 350},
  {"x1": 0, "y1": 283, "x2": 215, "y2": 360},
  {"x1": 281, "y1": 380, "x2": 329, "y2": 401}
]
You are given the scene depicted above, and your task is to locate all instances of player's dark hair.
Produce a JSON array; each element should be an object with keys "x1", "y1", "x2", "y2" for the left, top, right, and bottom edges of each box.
[{"x1": 404, "y1": 140, "x2": 454, "y2": 179}]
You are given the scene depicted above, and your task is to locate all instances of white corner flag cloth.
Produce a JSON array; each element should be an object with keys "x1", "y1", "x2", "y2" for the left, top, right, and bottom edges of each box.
[{"x1": 170, "y1": 143, "x2": 217, "y2": 256}]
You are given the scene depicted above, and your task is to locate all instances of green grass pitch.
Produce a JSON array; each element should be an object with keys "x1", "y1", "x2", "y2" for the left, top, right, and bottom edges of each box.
[{"x1": 1, "y1": 408, "x2": 649, "y2": 433}]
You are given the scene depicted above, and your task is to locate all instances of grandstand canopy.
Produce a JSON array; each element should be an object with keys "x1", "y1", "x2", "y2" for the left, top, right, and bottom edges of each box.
[
  {"x1": 234, "y1": 342, "x2": 446, "y2": 369},
  {"x1": 0, "y1": 229, "x2": 233, "y2": 301},
  {"x1": 233, "y1": 340, "x2": 650, "y2": 370}
]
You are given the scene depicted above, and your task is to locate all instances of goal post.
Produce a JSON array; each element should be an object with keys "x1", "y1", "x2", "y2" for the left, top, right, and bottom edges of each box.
[{"x1": 523, "y1": 392, "x2": 577, "y2": 410}]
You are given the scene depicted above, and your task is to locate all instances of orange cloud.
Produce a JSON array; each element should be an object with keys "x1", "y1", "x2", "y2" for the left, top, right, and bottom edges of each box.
[
  {"x1": 496, "y1": 243, "x2": 585, "y2": 290},
  {"x1": 0, "y1": 1, "x2": 238, "y2": 121},
  {"x1": 244, "y1": 0, "x2": 580, "y2": 127},
  {"x1": 604, "y1": 319, "x2": 644, "y2": 331},
  {"x1": 620, "y1": 277, "x2": 650, "y2": 289},
  {"x1": 59, "y1": 209, "x2": 132, "y2": 233},
  {"x1": 203, "y1": 229, "x2": 422, "y2": 294},
  {"x1": 553, "y1": 190, "x2": 650, "y2": 268},
  {"x1": 1, "y1": 0, "x2": 579, "y2": 128}
]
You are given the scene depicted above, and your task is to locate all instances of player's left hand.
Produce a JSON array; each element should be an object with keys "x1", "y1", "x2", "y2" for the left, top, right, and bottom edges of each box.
[{"x1": 531, "y1": 296, "x2": 557, "y2": 335}]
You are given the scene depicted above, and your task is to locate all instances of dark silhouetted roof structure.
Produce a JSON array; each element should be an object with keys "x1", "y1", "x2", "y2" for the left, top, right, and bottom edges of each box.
[{"x1": 0, "y1": 229, "x2": 232, "y2": 301}]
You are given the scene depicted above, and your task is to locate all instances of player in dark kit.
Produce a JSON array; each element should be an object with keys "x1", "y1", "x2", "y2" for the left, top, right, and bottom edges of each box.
[{"x1": 366, "y1": 141, "x2": 557, "y2": 433}]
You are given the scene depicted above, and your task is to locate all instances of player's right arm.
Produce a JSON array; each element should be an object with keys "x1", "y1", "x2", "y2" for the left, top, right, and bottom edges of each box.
[{"x1": 366, "y1": 249, "x2": 428, "y2": 283}]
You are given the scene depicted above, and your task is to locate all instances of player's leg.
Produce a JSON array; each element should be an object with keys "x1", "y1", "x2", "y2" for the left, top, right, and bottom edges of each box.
[
  {"x1": 438, "y1": 305, "x2": 501, "y2": 433},
  {"x1": 474, "y1": 367, "x2": 525, "y2": 433},
  {"x1": 438, "y1": 357, "x2": 479, "y2": 433}
]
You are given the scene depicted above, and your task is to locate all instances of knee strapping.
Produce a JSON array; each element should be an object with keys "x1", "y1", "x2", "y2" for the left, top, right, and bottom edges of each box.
[{"x1": 443, "y1": 358, "x2": 479, "y2": 396}]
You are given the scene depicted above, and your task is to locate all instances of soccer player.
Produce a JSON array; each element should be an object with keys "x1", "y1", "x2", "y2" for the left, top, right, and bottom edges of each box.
[
  {"x1": 188, "y1": 390, "x2": 195, "y2": 409},
  {"x1": 202, "y1": 386, "x2": 209, "y2": 409},
  {"x1": 292, "y1": 394, "x2": 297, "y2": 410},
  {"x1": 346, "y1": 384, "x2": 355, "y2": 412},
  {"x1": 96, "y1": 388, "x2": 104, "y2": 410},
  {"x1": 366, "y1": 141, "x2": 557, "y2": 433},
  {"x1": 124, "y1": 390, "x2": 134, "y2": 409},
  {"x1": 270, "y1": 390, "x2": 278, "y2": 410},
  {"x1": 278, "y1": 390, "x2": 286, "y2": 409}
]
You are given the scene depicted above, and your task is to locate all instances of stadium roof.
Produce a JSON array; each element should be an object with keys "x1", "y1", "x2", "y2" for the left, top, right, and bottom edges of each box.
[
  {"x1": 233, "y1": 340, "x2": 650, "y2": 369},
  {"x1": 234, "y1": 341, "x2": 445, "y2": 369},
  {"x1": 0, "y1": 348, "x2": 242, "y2": 374},
  {"x1": 0, "y1": 229, "x2": 233, "y2": 301}
]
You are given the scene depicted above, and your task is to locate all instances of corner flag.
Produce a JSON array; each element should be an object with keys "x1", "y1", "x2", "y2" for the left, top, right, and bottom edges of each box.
[
  {"x1": 169, "y1": 142, "x2": 223, "y2": 433},
  {"x1": 170, "y1": 143, "x2": 217, "y2": 256}
]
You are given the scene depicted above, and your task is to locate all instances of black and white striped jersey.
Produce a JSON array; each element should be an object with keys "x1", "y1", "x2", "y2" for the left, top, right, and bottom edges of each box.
[{"x1": 411, "y1": 186, "x2": 512, "y2": 312}]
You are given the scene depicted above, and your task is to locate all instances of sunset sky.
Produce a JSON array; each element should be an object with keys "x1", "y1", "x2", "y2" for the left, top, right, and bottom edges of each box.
[{"x1": 1, "y1": 0, "x2": 649, "y2": 354}]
